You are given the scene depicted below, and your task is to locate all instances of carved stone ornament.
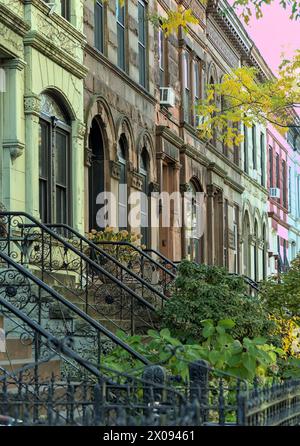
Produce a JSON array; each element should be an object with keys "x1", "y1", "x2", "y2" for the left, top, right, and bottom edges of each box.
[
  {"x1": 77, "y1": 121, "x2": 86, "y2": 140},
  {"x1": 110, "y1": 160, "x2": 121, "y2": 180},
  {"x1": 24, "y1": 94, "x2": 41, "y2": 116},
  {"x1": 85, "y1": 147, "x2": 93, "y2": 167},
  {"x1": 130, "y1": 171, "x2": 143, "y2": 191},
  {"x1": 149, "y1": 182, "x2": 160, "y2": 194},
  {"x1": 3, "y1": 140, "x2": 25, "y2": 161},
  {"x1": 180, "y1": 183, "x2": 192, "y2": 193}
]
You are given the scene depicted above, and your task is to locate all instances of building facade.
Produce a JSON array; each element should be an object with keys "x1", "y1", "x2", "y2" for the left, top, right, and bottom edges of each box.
[
  {"x1": 287, "y1": 125, "x2": 300, "y2": 265},
  {"x1": 0, "y1": 0, "x2": 298, "y2": 277},
  {"x1": 0, "y1": 0, "x2": 87, "y2": 231}
]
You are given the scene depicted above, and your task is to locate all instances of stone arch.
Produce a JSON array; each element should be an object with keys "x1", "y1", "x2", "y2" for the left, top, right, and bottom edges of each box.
[
  {"x1": 85, "y1": 95, "x2": 117, "y2": 163},
  {"x1": 242, "y1": 199, "x2": 253, "y2": 234},
  {"x1": 207, "y1": 62, "x2": 218, "y2": 85},
  {"x1": 189, "y1": 176, "x2": 204, "y2": 193},
  {"x1": 136, "y1": 130, "x2": 156, "y2": 182},
  {"x1": 41, "y1": 86, "x2": 77, "y2": 121},
  {"x1": 253, "y1": 208, "x2": 262, "y2": 239}
]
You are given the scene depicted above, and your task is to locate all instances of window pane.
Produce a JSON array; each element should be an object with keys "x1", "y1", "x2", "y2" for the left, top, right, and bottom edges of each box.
[
  {"x1": 138, "y1": 1, "x2": 145, "y2": 45},
  {"x1": 39, "y1": 120, "x2": 50, "y2": 223},
  {"x1": 116, "y1": 0, "x2": 125, "y2": 24},
  {"x1": 56, "y1": 130, "x2": 68, "y2": 187},
  {"x1": 117, "y1": 24, "x2": 125, "y2": 70},
  {"x1": 95, "y1": 1, "x2": 104, "y2": 52},
  {"x1": 56, "y1": 186, "x2": 67, "y2": 224},
  {"x1": 139, "y1": 44, "x2": 146, "y2": 87},
  {"x1": 60, "y1": 0, "x2": 70, "y2": 21}
]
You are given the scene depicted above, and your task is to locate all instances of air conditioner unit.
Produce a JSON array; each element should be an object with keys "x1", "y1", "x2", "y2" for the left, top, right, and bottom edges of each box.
[
  {"x1": 160, "y1": 87, "x2": 176, "y2": 108},
  {"x1": 270, "y1": 187, "x2": 281, "y2": 198}
]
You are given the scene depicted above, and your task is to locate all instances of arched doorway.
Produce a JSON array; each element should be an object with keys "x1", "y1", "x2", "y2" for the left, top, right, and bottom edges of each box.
[
  {"x1": 140, "y1": 148, "x2": 150, "y2": 248},
  {"x1": 88, "y1": 117, "x2": 104, "y2": 230},
  {"x1": 117, "y1": 135, "x2": 128, "y2": 230},
  {"x1": 39, "y1": 92, "x2": 71, "y2": 224}
]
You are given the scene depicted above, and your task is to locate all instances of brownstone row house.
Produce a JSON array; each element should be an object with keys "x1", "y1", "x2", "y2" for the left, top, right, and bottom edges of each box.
[{"x1": 82, "y1": 0, "x2": 273, "y2": 275}]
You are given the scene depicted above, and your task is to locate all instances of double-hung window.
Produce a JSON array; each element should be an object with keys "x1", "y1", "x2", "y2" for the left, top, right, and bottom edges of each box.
[
  {"x1": 95, "y1": 1, "x2": 104, "y2": 53},
  {"x1": 116, "y1": 0, "x2": 126, "y2": 71},
  {"x1": 138, "y1": 0, "x2": 147, "y2": 88}
]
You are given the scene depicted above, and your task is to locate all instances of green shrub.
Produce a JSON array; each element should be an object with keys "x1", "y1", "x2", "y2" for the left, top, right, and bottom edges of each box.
[{"x1": 161, "y1": 261, "x2": 274, "y2": 342}]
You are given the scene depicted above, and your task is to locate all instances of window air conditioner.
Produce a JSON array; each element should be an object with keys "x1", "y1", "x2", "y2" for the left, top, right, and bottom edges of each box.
[
  {"x1": 160, "y1": 87, "x2": 176, "y2": 108},
  {"x1": 269, "y1": 187, "x2": 280, "y2": 199}
]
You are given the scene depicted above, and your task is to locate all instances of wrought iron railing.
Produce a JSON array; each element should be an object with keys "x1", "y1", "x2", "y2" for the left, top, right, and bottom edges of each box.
[
  {"x1": 0, "y1": 212, "x2": 164, "y2": 336},
  {"x1": 0, "y1": 250, "x2": 150, "y2": 372},
  {"x1": 44, "y1": 223, "x2": 173, "y2": 298}
]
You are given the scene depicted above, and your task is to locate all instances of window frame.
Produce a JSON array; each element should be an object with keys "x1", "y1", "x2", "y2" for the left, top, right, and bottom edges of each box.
[
  {"x1": 138, "y1": 0, "x2": 148, "y2": 89},
  {"x1": 95, "y1": 0, "x2": 105, "y2": 54},
  {"x1": 116, "y1": 0, "x2": 126, "y2": 71}
]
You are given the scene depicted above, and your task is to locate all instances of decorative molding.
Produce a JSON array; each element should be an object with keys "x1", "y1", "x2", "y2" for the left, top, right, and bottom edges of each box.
[
  {"x1": 0, "y1": 5, "x2": 30, "y2": 38},
  {"x1": 149, "y1": 182, "x2": 160, "y2": 194},
  {"x1": 23, "y1": 31, "x2": 88, "y2": 80},
  {"x1": 110, "y1": 160, "x2": 121, "y2": 181},
  {"x1": 24, "y1": 94, "x2": 41, "y2": 117},
  {"x1": 130, "y1": 171, "x2": 143, "y2": 191},
  {"x1": 76, "y1": 121, "x2": 86, "y2": 140},
  {"x1": 207, "y1": 162, "x2": 227, "y2": 179},
  {"x1": 180, "y1": 183, "x2": 192, "y2": 194},
  {"x1": 224, "y1": 176, "x2": 245, "y2": 194},
  {"x1": 2, "y1": 59, "x2": 26, "y2": 71},
  {"x1": 156, "y1": 126, "x2": 184, "y2": 149},
  {"x1": 85, "y1": 147, "x2": 92, "y2": 167},
  {"x1": 207, "y1": 21, "x2": 240, "y2": 68},
  {"x1": 3, "y1": 140, "x2": 25, "y2": 161}
]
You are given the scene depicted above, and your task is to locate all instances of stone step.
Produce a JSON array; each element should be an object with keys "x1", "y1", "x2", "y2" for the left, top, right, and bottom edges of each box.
[
  {"x1": 30, "y1": 268, "x2": 78, "y2": 288},
  {"x1": 0, "y1": 358, "x2": 61, "y2": 381}
]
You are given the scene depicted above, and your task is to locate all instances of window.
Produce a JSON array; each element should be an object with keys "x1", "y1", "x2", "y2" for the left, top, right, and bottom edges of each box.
[
  {"x1": 260, "y1": 132, "x2": 265, "y2": 186},
  {"x1": 252, "y1": 125, "x2": 257, "y2": 170},
  {"x1": 116, "y1": 0, "x2": 126, "y2": 71},
  {"x1": 193, "y1": 59, "x2": 202, "y2": 127},
  {"x1": 298, "y1": 176, "x2": 300, "y2": 217},
  {"x1": 183, "y1": 51, "x2": 191, "y2": 124},
  {"x1": 276, "y1": 153, "x2": 280, "y2": 188},
  {"x1": 288, "y1": 166, "x2": 292, "y2": 212},
  {"x1": 95, "y1": 1, "x2": 104, "y2": 53},
  {"x1": 140, "y1": 149, "x2": 150, "y2": 247},
  {"x1": 282, "y1": 160, "x2": 287, "y2": 208},
  {"x1": 233, "y1": 206, "x2": 239, "y2": 273},
  {"x1": 224, "y1": 199, "x2": 229, "y2": 269},
  {"x1": 39, "y1": 93, "x2": 71, "y2": 225},
  {"x1": 60, "y1": 0, "x2": 70, "y2": 21},
  {"x1": 243, "y1": 124, "x2": 248, "y2": 173},
  {"x1": 118, "y1": 138, "x2": 127, "y2": 229},
  {"x1": 158, "y1": 27, "x2": 167, "y2": 87},
  {"x1": 269, "y1": 146, "x2": 273, "y2": 187},
  {"x1": 138, "y1": 0, "x2": 147, "y2": 88}
]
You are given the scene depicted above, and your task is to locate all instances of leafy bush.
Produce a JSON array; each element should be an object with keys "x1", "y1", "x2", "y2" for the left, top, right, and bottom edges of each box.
[
  {"x1": 102, "y1": 320, "x2": 283, "y2": 383},
  {"x1": 161, "y1": 261, "x2": 274, "y2": 342},
  {"x1": 261, "y1": 254, "x2": 300, "y2": 318}
]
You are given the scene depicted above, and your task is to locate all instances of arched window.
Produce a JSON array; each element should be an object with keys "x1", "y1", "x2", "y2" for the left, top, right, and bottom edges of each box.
[
  {"x1": 262, "y1": 223, "x2": 267, "y2": 279},
  {"x1": 140, "y1": 149, "x2": 150, "y2": 247},
  {"x1": 185, "y1": 180, "x2": 203, "y2": 263},
  {"x1": 243, "y1": 212, "x2": 251, "y2": 277},
  {"x1": 118, "y1": 136, "x2": 127, "y2": 230},
  {"x1": 39, "y1": 93, "x2": 71, "y2": 224}
]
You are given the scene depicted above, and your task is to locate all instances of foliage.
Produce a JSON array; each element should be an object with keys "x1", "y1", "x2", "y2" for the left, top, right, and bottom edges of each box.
[
  {"x1": 161, "y1": 261, "x2": 274, "y2": 343},
  {"x1": 102, "y1": 322, "x2": 283, "y2": 382},
  {"x1": 196, "y1": 59, "x2": 300, "y2": 148},
  {"x1": 232, "y1": 0, "x2": 300, "y2": 23},
  {"x1": 268, "y1": 314, "x2": 300, "y2": 358},
  {"x1": 87, "y1": 226, "x2": 145, "y2": 263},
  {"x1": 261, "y1": 254, "x2": 300, "y2": 318}
]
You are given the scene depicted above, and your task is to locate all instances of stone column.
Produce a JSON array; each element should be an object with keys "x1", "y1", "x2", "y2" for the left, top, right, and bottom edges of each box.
[
  {"x1": 72, "y1": 120, "x2": 86, "y2": 232},
  {"x1": 24, "y1": 93, "x2": 41, "y2": 218},
  {"x1": 2, "y1": 59, "x2": 26, "y2": 211}
]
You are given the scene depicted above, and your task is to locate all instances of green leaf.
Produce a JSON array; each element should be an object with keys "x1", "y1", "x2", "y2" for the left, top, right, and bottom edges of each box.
[
  {"x1": 160, "y1": 328, "x2": 171, "y2": 338},
  {"x1": 252, "y1": 337, "x2": 267, "y2": 345},
  {"x1": 203, "y1": 324, "x2": 215, "y2": 338},
  {"x1": 218, "y1": 319, "x2": 236, "y2": 329},
  {"x1": 242, "y1": 352, "x2": 256, "y2": 374},
  {"x1": 208, "y1": 350, "x2": 221, "y2": 365}
]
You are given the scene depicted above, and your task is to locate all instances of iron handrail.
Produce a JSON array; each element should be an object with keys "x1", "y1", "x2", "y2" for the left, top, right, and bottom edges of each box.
[
  {"x1": 23, "y1": 222, "x2": 169, "y2": 301},
  {"x1": 0, "y1": 212, "x2": 160, "y2": 312},
  {"x1": 143, "y1": 248, "x2": 177, "y2": 270},
  {"x1": 0, "y1": 242, "x2": 150, "y2": 365}
]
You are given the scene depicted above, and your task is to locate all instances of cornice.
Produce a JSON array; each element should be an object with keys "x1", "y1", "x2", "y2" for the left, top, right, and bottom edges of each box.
[
  {"x1": 24, "y1": 0, "x2": 86, "y2": 45},
  {"x1": 85, "y1": 44, "x2": 157, "y2": 106},
  {"x1": 224, "y1": 176, "x2": 245, "y2": 194},
  {"x1": 207, "y1": 162, "x2": 227, "y2": 178},
  {"x1": 24, "y1": 31, "x2": 88, "y2": 79},
  {"x1": 268, "y1": 211, "x2": 290, "y2": 230},
  {"x1": 156, "y1": 126, "x2": 184, "y2": 149},
  {"x1": 180, "y1": 143, "x2": 210, "y2": 167},
  {"x1": 0, "y1": 4, "x2": 30, "y2": 37},
  {"x1": 242, "y1": 172, "x2": 269, "y2": 196}
]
